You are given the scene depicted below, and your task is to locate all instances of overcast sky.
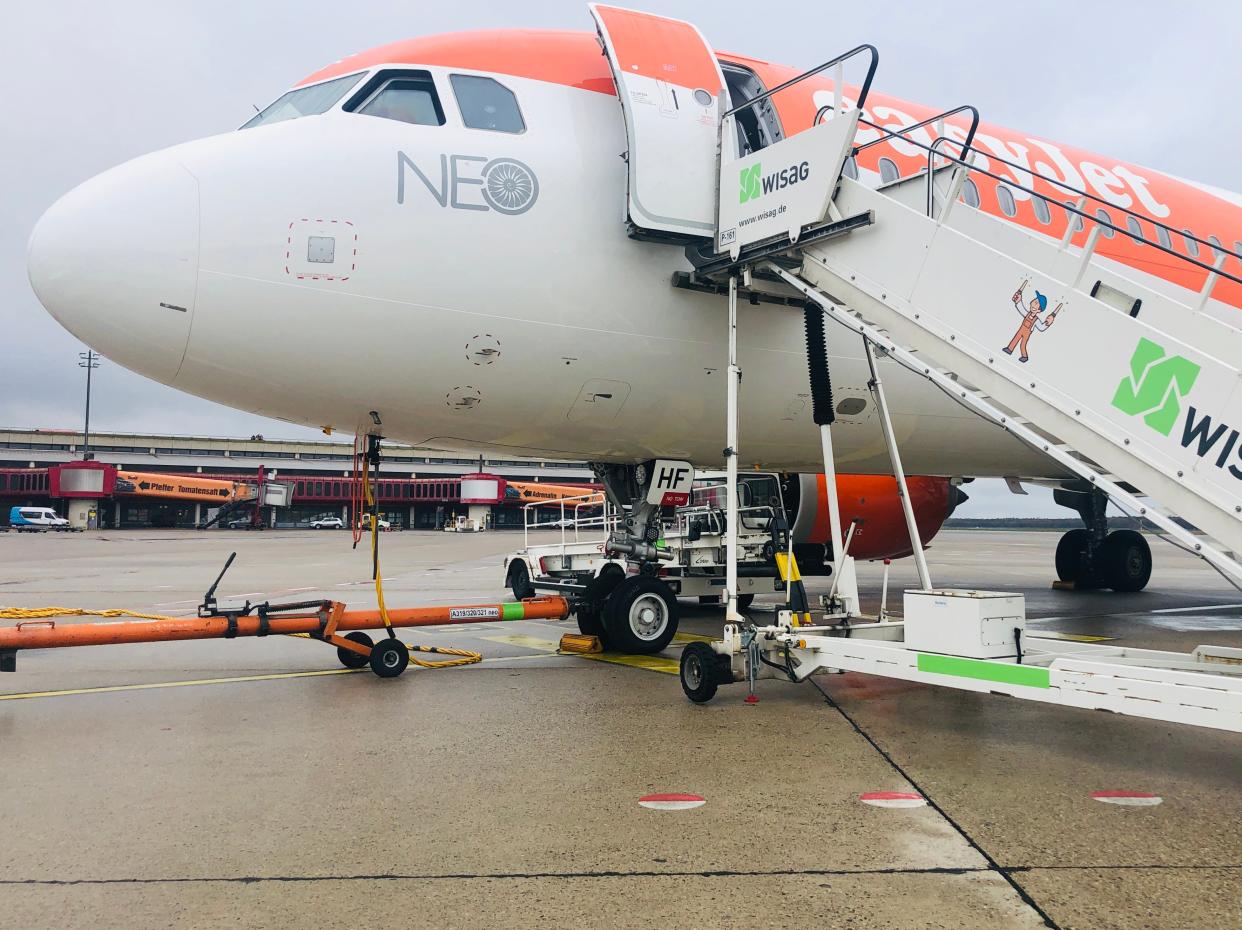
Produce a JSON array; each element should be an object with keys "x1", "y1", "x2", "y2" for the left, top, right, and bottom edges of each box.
[{"x1": 3, "y1": 1, "x2": 1239, "y2": 517}]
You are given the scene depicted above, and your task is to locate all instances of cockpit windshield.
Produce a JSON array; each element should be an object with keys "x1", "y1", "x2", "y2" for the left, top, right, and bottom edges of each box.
[{"x1": 241, "y1": 72, "x2": 365, "y2": 130}]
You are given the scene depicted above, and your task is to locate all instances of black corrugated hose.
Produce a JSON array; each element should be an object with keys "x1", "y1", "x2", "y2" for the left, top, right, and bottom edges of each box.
[{"x1": 803, "y1": 301, "x2": 835, "y2": 425}]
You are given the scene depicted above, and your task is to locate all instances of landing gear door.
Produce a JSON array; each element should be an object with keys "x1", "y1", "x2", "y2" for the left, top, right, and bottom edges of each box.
[{"x1": 588, "y1": 4, "x2": 726, "y2": 240}]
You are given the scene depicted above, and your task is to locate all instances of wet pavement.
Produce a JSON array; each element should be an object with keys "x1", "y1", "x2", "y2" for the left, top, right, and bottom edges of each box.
[{"x1": 1, "y1": 528, "x2": 1238, "y2": 929}]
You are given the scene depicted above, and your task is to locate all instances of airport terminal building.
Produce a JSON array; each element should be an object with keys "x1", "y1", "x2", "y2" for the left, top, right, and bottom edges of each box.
[{"x1": 0, "y1": 428, "x2": 594, "y2": 530}]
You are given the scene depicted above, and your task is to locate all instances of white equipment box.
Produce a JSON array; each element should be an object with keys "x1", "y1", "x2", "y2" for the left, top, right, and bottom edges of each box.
[{"x1": 903, "y1": 589, "x2": 1025, "y2": 659}]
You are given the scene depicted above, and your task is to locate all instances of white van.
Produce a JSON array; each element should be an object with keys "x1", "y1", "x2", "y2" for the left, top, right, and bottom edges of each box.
[{"x1": 9, "y1": 506, "x2": 74, "y2": 531}]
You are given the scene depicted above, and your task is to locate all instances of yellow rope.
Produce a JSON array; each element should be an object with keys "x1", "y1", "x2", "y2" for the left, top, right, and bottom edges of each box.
[
  {"x1": 361, "y1": 444, "x2": 482, "y2": 669},
  {"x1": 0, "y1": 607, "x2": 186, "y2": 622}
]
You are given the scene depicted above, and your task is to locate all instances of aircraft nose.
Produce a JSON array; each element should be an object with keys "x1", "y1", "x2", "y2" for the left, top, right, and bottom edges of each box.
[{"x1": 28, "y1": 154, "x2": 200, "y2": 385}]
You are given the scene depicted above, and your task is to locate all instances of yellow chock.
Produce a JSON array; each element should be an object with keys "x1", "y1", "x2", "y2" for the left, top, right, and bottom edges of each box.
[{"x1": 559, "y1": 633, "x2": 603, "y2": 654}]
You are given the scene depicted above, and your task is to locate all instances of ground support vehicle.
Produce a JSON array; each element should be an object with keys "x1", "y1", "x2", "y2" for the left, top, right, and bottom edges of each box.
[{"x1": 505, "y1": 474, "x2": 787, "y2": 654}]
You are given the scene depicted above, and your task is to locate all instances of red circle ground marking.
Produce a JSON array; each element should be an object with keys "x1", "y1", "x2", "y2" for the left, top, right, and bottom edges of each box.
[
  {"x1": 639, "y1": 793, "x2": 706, "y2": 811},
  {"x1": 1092, "y1": 790, "x2": 1163, "y2": 807},
  {"x1": 859, "y1": 791, "x2": 927, "y2": 808}
]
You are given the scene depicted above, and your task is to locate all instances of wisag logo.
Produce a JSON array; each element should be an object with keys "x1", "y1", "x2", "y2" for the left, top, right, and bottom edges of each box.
[
  {"x1": 738, "y1": 160, "x2": 811, "y2": 204},
  {"x1": 1111, "y1": 337, "x2": 1200, "y2": 436},
  {"x1": 1112, "y1": 337, "x2": 1242, "y2": 481},
  {"x1": 739, "y1": 164, "x2": 762, "y2": 204}
]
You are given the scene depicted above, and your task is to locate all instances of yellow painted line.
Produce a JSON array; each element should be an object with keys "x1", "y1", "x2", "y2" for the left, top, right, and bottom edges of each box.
[
  {"x1": 1031, "y1": 631, "x2": 1116, "y2": 643},
  {"x1": 0, "y1": 667, "x2": 365, "y2": 701},
  {"x1": 481, "y1": 633, "x2": 563, "y2": 651},
  {"x1": 483, "y1": 633, "x2": 681, "y2": 675},
  {"x1": 673, "y1": 632, "x2": 716, "y2": 643},
  {"x1": 581, "y1": 653, "x2": 679, "y2": 675},
  {"x1": 0, "y1": 653, "x2": 565, "y2": 702}
]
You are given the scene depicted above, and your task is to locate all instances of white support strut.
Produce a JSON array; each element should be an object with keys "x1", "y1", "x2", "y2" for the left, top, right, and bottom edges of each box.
[
  {"x1": 725, "y1": 274, "x2": 741, "y2": 622},
  {"x1": 861, "y1": 337, "x2": 933, "y2": 590}
]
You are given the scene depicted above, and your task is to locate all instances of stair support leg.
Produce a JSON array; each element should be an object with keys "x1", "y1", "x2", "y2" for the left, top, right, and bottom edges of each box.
[{"x1": 863, "y1": 337, "x2": 933, "y2": 590}]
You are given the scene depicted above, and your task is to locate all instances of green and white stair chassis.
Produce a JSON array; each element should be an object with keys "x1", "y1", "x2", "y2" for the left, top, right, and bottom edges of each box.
[{"x1": 679, "y1": 590, "x2": 1242, "y2": 732}]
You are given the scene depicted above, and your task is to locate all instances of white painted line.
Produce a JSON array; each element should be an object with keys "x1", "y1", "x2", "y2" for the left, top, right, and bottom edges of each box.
[
  {"x1": 1092, "y1": 791, "x2": 1162, "y2": 806},
  {"x1": 859, "y1": 791, "x2": 927, "y2": 808},
  {"x1": 1151, "y1": 603, "x2": 1242, "y2": 614},
  {"x1": 639, "y1": 793, "x2": 705, "y2": 811}
]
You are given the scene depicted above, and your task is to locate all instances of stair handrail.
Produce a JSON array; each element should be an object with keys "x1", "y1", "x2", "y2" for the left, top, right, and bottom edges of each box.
[
  {"x1": 847, "y1": 104, "x2": 981, "y2": 160},
  {"x1": 725, "y1": 44, "x2": 879, "y2": 123},
  {"x1": 841, "y1": 115, "x2": 1242, "y2": 290}
]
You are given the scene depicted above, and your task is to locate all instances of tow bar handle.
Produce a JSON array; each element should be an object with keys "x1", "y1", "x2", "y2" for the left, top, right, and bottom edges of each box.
[{"x1": 198, "y1": 552, "x2": 237, "y2": 618}]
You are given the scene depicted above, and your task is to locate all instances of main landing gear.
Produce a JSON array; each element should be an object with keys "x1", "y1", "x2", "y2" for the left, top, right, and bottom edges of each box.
[{"x1": 1053, "y1": 485, "x2": 1152, "y2": 592}]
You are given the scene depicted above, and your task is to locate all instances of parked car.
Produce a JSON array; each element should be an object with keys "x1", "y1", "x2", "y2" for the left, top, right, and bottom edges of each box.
[
  {"x1": 310, "y1": 516, "x2": 345, "y2": 529},
  {"x1": 367, "y1": 516, "x2": 393, "y2": 531},
  {"x1": 9, "y1": 506, "x2": 74, "y2": 532},
  {"x1": 225, "y1": 517, "x2": 259, "y2": 530}
]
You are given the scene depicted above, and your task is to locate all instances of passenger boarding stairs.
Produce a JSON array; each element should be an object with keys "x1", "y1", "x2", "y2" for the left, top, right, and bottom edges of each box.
[{"x1": 702, "y1": 49, "x2": 1242, "y2": 586}]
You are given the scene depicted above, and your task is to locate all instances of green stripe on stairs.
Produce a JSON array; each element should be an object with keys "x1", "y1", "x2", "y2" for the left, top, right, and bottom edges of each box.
[{"x1": 916, "y1": 653, "x2": 1050, "y2": 689}]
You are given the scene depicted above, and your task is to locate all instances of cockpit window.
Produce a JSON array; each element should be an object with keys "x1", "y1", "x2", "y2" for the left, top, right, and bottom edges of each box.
[
  {"x1": 241, "y1": 72, "x2": 364, "y2": 130},
  {"x1": 350, "y1": 71, "x2": 445, "y2": 126},
  {"x1": 451, "y1": 75, "x2": 525, "y2": 133}
]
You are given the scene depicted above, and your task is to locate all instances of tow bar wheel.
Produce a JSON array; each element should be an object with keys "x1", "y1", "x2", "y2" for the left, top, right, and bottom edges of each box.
[
  {"x1": 680, "y1": 641, "x2": 720, "y2": 704},
  {"x1": 605, "y1": 576, "x2": 678, "y2": 655},
  {"x1": 369, "y1": 638, "x2": 410, "y2": 678},
  {"x1": 336, "y1": 631, "x2": 374, "y2": 669}
]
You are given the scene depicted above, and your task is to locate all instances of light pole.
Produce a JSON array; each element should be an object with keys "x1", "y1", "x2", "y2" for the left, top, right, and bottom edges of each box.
[{"x1": 78, "y1": 350, "x2": 100, "y2": 460}]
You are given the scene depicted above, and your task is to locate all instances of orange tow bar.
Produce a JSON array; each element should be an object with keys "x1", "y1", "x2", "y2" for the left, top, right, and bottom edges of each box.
[{"x1": 0, "y1": 596, "x2": 569, "y2": 678}]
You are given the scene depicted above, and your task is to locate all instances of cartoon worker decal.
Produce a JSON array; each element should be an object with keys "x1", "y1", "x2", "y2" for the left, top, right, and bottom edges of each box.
[{"x1": 1003, "y1": 279, "x2": 1062, "y2": 362}]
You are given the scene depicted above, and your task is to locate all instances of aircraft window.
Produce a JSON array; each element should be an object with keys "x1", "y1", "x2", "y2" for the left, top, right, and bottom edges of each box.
[
  {"x1": 1126, "y1": 215, "x2": 1146, "y2": 245},
  {"x1": 1209, "y1": 235, "x2": 1224, "y2": 261},
  {"x1": 996, "y1": 184, "x2": 1017, "y2": 217},
  {"x1": 842, "y1": 156, "x2": 859, "y2": 181},
  {"x1": 353, "y1": 72, "x2": 445, "y2": 126},
  {"x1": 878, "y1": 157, "x2": 900, "y2": 184},
  {"x1": 1095, "y1": 208, "x2": 1115, "y2": 237},
  {"x1": 1157, "y1": 224, "x2": 1173, "y2": 250},
  {"x1": 721, "y1": 63, "x2": 784, "y2": 156},
  {"x1": 961, "y1": 178, "x2": 980, "y2": 208},
  {"x1": 241, "y1": 72, "x2": 365, "y2": 130},
  {"x1": 1182, "y1": 230, "x2": 1200, "y2": 257},
  {"x1": 450, "y1": 74, "x2": 525, "y2": 133},
  {"x1": 1063, "y1": 202, "x2": 1084, "y2": 232},
  {"x1": 1032, "y1": 195, "x2": 1051, "y2": 225}
]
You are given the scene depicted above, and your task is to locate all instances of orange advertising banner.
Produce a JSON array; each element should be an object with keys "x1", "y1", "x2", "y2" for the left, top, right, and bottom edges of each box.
[
  {"x1": 114, "y1": 471, "x2": 256, "y2": 503},
  {"x1": 505, "y1": 482, "x2": 603, "y2": 506}
]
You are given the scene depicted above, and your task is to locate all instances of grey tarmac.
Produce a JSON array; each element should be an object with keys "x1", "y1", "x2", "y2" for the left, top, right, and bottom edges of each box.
[{"x1": 1, "y1": 528, "x2": 1239, "y2": 930}]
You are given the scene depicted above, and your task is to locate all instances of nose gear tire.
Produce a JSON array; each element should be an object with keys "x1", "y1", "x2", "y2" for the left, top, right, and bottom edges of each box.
[{"x1": 604, "y1": 576, "x2": 678, "y2": 655}]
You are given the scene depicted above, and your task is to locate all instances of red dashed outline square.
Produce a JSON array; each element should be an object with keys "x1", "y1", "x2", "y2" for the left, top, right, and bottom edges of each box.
[{"x1": 285, "y1": 218, "x2": 357, "y2": 281}]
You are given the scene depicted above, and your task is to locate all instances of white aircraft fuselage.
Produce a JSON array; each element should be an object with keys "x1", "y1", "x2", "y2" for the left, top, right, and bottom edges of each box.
[{"x1": 26, "y1": 27, "x2": 1240, "y2": 481}]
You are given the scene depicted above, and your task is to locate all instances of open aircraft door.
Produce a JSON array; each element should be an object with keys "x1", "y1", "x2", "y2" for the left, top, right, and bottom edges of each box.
[{"x1": 588, "y1": 4, "x2": 727, "y2": 241}]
